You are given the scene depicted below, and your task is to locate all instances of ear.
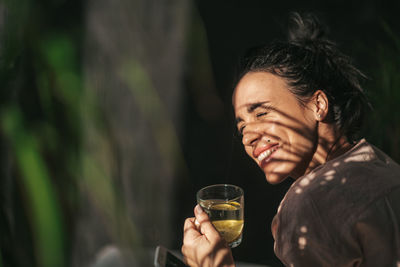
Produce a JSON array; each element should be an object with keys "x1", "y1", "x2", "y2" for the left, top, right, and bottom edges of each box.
[{"x1": 311, "y1": 90, "x2": 329, "y2": 121}]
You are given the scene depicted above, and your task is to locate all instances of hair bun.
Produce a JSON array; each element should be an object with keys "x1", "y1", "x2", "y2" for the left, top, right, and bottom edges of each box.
[{"x1": 288, "y1": 12, "x2": 327, "y2": 45}]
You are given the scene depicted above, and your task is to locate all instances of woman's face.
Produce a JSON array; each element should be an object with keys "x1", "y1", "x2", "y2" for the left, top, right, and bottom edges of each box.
[{"x1": 233, "y1": 72, "x2": 318, "y2": 184}]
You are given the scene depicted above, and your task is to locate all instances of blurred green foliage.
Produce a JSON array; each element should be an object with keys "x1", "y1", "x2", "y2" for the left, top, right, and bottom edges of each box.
[
  {"x1": 1, "y1": 1, "x2": 86, "y2": 266},
  {"x1": 0, "y1": 0, "x2": 168, "y2": 266},
  {"x1": 1, "y1": 106, "x2": 66, "y2": 267}
]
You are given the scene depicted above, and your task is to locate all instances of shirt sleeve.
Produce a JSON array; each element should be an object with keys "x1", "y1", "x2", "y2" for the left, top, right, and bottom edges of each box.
[
  {"x1": 353, "y1": 187, "x2": 400, "y2": 266},
  {"x1": 272, "y1": 188, "x2": 400, "y2": 267},
  {"x1": 273, "y1": 193, "x2": 361, "y2": 267}
]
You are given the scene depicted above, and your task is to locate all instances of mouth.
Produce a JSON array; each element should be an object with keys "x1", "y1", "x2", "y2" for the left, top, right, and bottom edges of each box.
[{"x1": 257, "y1": 145, "x2": 280, "y2": 165}]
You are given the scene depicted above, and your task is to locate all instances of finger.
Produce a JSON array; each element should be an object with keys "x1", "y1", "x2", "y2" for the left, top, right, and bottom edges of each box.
[
  {"x1": 194, "y1": 204, "x2": 210, "y2": 224},
  {"x1": 194, "y1": 218, "x2": 201, "y2": 230},
  {"x1": 193, "y1": 205, "x2": 221, "y2": 243},
  {"x1": 183, "y1": 217, "x2": 202, "y2": 242},
  {"x1": 183, "y1": 217, "x2": 196, "y2": 232},
  {"x1": 181, "y1": 245, "x2": 188, "y2": 262},
  {"x1": 181, "y1": 244, "x2": 200, "y2": 267},
  {"x1": 199, "y1": 220, "x2": 221, "y2": 243},
  {"x1": 184, "y1": 256, "x2": 195, "y2": 267}
]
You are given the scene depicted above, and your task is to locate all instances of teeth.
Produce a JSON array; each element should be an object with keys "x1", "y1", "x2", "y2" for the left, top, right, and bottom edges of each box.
[{"x1": 257, "y1": 147, "x2": 277, "y2": 162}]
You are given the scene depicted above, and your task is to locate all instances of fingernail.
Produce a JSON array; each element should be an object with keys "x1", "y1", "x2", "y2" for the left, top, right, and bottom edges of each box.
[{"x1": 195, "y1": 205, "x2": 203, "y2": 214}]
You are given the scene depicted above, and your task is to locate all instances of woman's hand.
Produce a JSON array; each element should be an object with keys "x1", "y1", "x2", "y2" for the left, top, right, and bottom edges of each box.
[{"x1": 181, "y1": 205, "x2": 235, "y2": 267}]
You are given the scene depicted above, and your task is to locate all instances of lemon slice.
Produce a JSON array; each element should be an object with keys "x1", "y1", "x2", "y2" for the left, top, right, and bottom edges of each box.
[
  {"x1": 210, "y1": 201, "x2": 241, "y2": 210},
  {"x1": 212, "y1": 220, "x2": 244, "y2": 243}
]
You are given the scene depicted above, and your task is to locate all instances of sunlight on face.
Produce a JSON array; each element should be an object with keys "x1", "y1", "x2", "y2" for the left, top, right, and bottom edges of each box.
[{"x1": 233, "y1": 72, "x2": 318, "y2": 184}]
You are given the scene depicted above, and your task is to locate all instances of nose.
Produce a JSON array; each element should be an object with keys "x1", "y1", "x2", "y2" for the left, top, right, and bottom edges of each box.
[{"x1": 242, "y1": 124, "x2": 262, "y2": 147}]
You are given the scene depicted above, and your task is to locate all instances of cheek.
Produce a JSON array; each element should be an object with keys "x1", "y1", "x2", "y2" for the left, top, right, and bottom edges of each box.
[
  {"x1": 284, "y1": 123, "x2": 317, "y2": 172},
  {"x1": 268, "y1": 121, "x2": 281, "y2": 139},
  {"x1": 245, "y1": 146, "x2": 253, "y2": 159},
  {"x1": 284, "y1": 111, "x2": 316, "y2": 141},
  {"x1": 275, "y1": 117, "x2": 316, "y2": 163}
]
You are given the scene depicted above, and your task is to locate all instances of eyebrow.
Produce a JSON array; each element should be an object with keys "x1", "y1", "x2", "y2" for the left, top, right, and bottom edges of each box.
[{"x1": 235, "y1": 101, "x2": 271, "y2": 124}]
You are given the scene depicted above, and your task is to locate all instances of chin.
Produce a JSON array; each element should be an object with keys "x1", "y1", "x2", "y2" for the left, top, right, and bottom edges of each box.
[{"x1": 264, "y1": 172, "x2": 289, "y2": 185}]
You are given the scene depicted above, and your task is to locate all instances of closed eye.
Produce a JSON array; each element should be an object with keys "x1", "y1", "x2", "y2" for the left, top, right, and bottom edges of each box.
[{"x1": 256, "y1": 112, "x2": 268, "y2": 117}]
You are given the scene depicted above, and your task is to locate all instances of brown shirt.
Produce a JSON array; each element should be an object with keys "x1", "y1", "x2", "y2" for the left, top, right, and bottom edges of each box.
[{"x1": 272, "y1": 139, "x2": 400, "y2": 266}]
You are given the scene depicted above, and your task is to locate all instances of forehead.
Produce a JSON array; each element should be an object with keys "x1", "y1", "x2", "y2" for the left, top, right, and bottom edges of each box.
[{"x1": 233, "y1": 72, "x2": 292, "y2": 110}]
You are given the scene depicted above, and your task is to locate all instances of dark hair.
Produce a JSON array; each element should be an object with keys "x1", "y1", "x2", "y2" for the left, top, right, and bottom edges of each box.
[{"x1": 236, "y1": 12, "x2": 369, "y2": 142}]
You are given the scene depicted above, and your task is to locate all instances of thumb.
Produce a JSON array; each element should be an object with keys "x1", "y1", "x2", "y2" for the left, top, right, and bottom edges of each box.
[
  {"x1": 194, "y1": 204, "x2": 209, "y2": 224},
  {"x1": 194, "y1": 205, "x2": 221, "y2": 242}
]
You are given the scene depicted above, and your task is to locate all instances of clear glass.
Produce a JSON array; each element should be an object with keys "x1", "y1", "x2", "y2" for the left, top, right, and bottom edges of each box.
[{"x1": 196, "y1": 184, "x2": 244, "y2": 248}]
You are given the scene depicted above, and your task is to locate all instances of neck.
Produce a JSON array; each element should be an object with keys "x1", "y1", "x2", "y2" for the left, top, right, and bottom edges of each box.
[
  {"x1": 306, "y1": 127, "x2": 353, "y2": 175},
  {"x1": 325, "y1": 136, "x2": 354, "y2": 161}
]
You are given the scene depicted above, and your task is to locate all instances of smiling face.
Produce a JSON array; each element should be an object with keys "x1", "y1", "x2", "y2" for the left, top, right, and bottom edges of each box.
[{"x1": 233, "y1": 72, "x2": 319, "y2": 184}]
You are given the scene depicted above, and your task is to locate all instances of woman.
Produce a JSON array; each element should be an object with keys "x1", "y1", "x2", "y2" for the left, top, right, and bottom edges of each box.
[{"x1": 182, "y1": 13, "x2": 400, "y2": 266}]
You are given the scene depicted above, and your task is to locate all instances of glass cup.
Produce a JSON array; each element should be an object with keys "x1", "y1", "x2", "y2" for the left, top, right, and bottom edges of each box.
[{"x1": 196, "y1": 184, "x2": 244, "y2": 248}]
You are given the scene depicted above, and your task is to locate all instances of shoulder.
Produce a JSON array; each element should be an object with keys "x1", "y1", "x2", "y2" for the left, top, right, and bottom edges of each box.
[
  {"x1": 272, "y1": 140, "x2": 400, "y2": 265},
  {"x1": 274, "y1": 139, "x2": 400, "y2": 243},
  {"x1": 273, "y1": 182, "x2": 400, "y2": 266},
  {"x1": 286, "y1": 139, "x2": 400, "y2": 212},
  {"x1": 272, "y1": 140, "x2": 400, "y2": 266}
]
